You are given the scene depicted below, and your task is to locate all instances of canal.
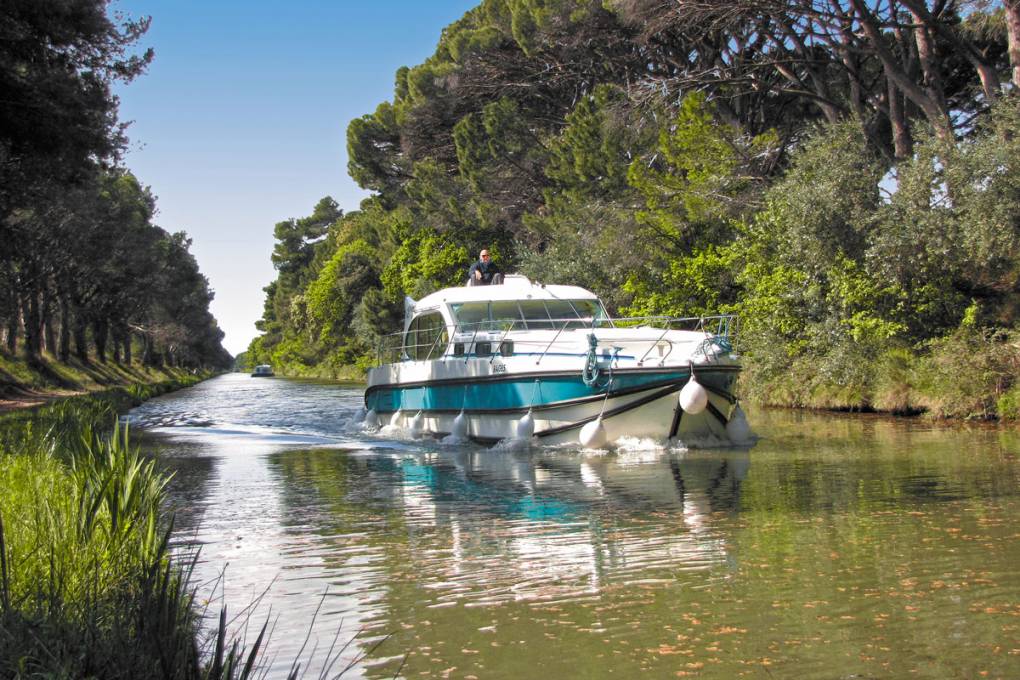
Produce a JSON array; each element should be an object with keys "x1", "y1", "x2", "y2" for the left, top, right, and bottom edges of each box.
[{"x1": 130, "y1": 373, "x2": 1020, "y2": 678}]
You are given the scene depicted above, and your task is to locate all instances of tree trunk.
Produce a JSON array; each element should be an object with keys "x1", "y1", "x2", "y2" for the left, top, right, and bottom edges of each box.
[
  {"x1": 74, "y1": 315, "x2": 89, "y2": 363},
  {"x1": 900, "y1": 0, "x2": 1001, "y2": 102},
  {"x1": 5, "y1": 310, "x2": 18, "y2": 354},
  {"x1": 888, "y1": 79, "x2": 912, "y2": 160},
  {"x1": 111, "y1": 323, "x2": 130, "y2": 364},
  {"x1": 93, "y1": 318, "x2": 108, "y2": 363},
  {"x1": 909, "y1": 8, "x2": 947, "y2": 115},
  {"x1": 849, "y1": 0, "x2": 953, "y2": 140},
  {"x1": 20, "y1": 291, "x2": 42, "y2": 359},
  {"x1": 42, "y1": 290, "x2": 56, "y2": 356},
  {"x1": 142, "y1": 334, "x2": 161, "y2": 367},
  {"x1": 58, "y1": 299, "x2": 71, "y2": 362},
  {"x1": 1007, "y1": 1, "x2": 1020, "y2": 90}
]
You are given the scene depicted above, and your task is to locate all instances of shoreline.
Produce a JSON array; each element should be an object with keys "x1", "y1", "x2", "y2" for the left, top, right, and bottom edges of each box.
[{"x1": 0, "y1": 349, "x2": 213, "y2": 416}]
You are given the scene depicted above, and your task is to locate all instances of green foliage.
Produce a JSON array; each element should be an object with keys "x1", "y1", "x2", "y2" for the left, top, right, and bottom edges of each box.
[
  {"x1": 628, "y1": 93, "x2": 778, "y2": 253},
  {"x1": 346, "y1": 102, "x2": 406, "y2": 194},
  {"x1": 869, "y1": 100, "x2": 1020, "y2": 333},
  {"x1": 518, "y1": 200, "x2": 642, "y2": 313},
  {"x1": 1, "y1": 2, "x2": 228, "y2": 370},
  {"x1": 544, "y1": 84, "x2": 638, "y2": 199},
  {"x1": 382, "y1": 228, "x2": 470, "y2": 299},
  {"x1": 351, "y1": 288, "x2": 404, "y2": 355},
  {"x1": 622, "y1": 242, "x2": 742, "y2": 318},
  {"x1": 996, "y1": 383, "x2": 1020, "y2": 421},
  {"x1": 871, "y1": 347, "x2": 920, "y2": 414},
  {"x1": 825, "y1": 256, "x2": 906, "y2": 345},
  {"x1": 757, "y1": 121, "x2": 884, "y2": 273},
  {"x1": 911, "y1": 327, "x2": 1020, "y2": 419},
  {"x1": 306, "y1": 239, "x2": 380, "y2": 343}
]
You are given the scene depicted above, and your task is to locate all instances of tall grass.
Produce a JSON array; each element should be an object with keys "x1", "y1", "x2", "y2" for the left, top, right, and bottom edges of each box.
[{"x1": 0, "y1": 385, "x2": 278, "y2": 679}]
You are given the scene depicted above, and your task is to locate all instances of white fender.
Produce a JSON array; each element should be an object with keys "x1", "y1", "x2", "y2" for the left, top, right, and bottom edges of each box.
[
  {"x1": 516, "y1": 410, "x2": 535, "y2": 439},
  {"x1": 725, "y1": 404, "x2": 752, "y2": 444},
  {"x1": 579, "y1": 417, "x2": 608, "y2": 448},
  {"x1": 363, "y1": 409, "x2": 379, "y2": 429},
  {"x1": 450, "y1": 410, "x2": 468, "y2": 439},
  {"x1": 679, "y1": 376, "x2": 708, "y2": 414}
]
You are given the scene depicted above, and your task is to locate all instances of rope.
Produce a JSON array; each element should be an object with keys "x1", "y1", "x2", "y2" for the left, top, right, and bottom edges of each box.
[{"x1": 582, "y1": 333, "x2": 601, "y2": 386}]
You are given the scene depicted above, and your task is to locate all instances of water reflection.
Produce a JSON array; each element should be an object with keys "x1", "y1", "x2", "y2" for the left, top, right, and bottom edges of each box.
[{"x1": 131, "y1": 374, "x2": 1020, "y2": 679}]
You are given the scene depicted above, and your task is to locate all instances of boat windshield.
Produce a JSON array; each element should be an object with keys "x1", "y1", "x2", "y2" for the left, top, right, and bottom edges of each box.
[{"x1": 450, "y1": 299, "x2": 607, "y2": 331}]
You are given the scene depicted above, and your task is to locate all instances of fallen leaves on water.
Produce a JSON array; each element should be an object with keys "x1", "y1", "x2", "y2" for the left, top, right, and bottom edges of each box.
[{"x1": 710, "y1": 626, "x2": 747, "y2": 635}]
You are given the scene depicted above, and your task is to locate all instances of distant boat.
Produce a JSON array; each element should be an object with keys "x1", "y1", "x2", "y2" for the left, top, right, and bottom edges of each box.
[
  {"x1": 251, "y1": 364, "x2": 275, "y2": 377},
  {"x1": 360, "y1": 275, "x2": 751, "y2": 447}
]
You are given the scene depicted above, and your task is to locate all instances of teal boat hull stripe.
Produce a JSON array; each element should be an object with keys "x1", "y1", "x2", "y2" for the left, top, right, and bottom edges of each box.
[
  {"x1": 366, "y1": 365, "x2": 740, "y2": 393},
  {"x1": 365, "y1": 368, "x2": 738, "y2": 414}
]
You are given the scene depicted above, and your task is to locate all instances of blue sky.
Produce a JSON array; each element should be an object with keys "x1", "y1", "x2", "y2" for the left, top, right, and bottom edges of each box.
[{"x1": 113, "y1": 1, "x2": 479, "y2": 355}]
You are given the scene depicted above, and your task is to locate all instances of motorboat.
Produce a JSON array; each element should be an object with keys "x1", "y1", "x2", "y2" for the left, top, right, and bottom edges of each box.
[
  {"x1": 360, "y1": 275, "x2": 751, "y2": 447},
  {"x1": 251, "y1": 364, "x2": 275, "y2": 377}
]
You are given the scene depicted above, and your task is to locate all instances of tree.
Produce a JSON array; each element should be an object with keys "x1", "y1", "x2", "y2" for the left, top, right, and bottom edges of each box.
[
  {"x1": 0, "y1": 0, "x2": 151, "y2": 223},
  {"x1": 611, "y1": 0, "x2": 1012, "y2": 158}
]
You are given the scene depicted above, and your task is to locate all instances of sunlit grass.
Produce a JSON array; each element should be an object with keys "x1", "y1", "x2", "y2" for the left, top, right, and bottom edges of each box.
[{"x1": 0, "y1": 388, "x2": 283, "y2": 679}]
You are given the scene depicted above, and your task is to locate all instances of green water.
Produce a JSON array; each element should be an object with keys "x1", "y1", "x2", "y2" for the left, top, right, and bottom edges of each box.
[{"x1": 133, "y1": 375, "x2": 1020, "y2": 678}]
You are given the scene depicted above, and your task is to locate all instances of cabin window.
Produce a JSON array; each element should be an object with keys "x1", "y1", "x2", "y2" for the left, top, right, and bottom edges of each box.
[
  {"x1": 545, "y1": 300, "x2": 581, "y2": 323},
  {"x1": 518, "y1": 301, "x2": 554, "y2": 330},
  {"x1": 450, "y1": 302, "x2": 488, "y2": 332},
  {"x1": 545, "y1": 299, "x2": 606, "y2": 329},
  {"x1": 570, "y1": 299, "x2": 603, "y2": 322},
  {"x1": 404, "y1": 312, "x2": 449, "y2": 360},
  {"x1": 490, "y1": 301, "x2": 523, "y2": 330},
  {"x1": 450, "y1": 299, "x2": 608, "y2": 332}
]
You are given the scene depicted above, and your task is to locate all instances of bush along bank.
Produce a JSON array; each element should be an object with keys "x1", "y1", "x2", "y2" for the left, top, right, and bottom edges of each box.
[
  {"x1": 740, "y1": 325, "x2": 1020, "y2": 421},
  {"x1": 0, "y1": 381, "x2": 274, "y2": 679}
]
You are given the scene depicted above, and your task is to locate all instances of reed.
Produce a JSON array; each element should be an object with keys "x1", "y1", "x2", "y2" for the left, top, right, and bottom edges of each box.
[{"x1": 0, "y1": 393, "x2": 279, "y2": 679}]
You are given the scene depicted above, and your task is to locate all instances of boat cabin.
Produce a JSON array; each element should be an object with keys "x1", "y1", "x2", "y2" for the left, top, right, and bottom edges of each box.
[{"x1": 398, "y1": 275, "x2": 610, "y2": 362}]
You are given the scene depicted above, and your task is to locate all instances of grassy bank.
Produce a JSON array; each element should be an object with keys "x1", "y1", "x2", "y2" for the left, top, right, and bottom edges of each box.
[
  {"x1": 0, "y1": 379, "x2": 277, "y2": 678},
  {"x1": 740, "y1": 326, "x2": 1020, "y2": 421},
  {"x1": 0, "y1": 348, "x2": 210, "y2": 412}
]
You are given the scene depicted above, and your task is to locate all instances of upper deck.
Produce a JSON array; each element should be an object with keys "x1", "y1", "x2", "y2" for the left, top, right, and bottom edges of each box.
[
  {"x1": 412, "y1": 275, "x2": 598, "y2": 312},
  {"x1": 376, "y1": 274, "x2": 737, "y2": 368}
]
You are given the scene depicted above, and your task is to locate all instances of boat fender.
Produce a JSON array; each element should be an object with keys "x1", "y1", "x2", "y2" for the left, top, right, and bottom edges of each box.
[
  {"x1": 516, "y1": 409, "x2": 535, "y2": 439},
  {"x1": 390, "y1": 410, "x2": 403, "y2": 427},
  {"x1": 451, "y1": 410, "x2": 468, "y2": 439},
  {"x1": 363, "y1": 409, "x2": 379, "y2": 429},
  {"x1": 409, "y1": 411, "x2": 424, "y2": 437},
  {"x1": 725, "y1": 404, "x2": 752, "y2": 444},
  {"x1": 579, "y1": 417, "x2": 608, "y2": 448},
  {"x1": 679, "y1": 376, "x2": 708, "y2": 414}
]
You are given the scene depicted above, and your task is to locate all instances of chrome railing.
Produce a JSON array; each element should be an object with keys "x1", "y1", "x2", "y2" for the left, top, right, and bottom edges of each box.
[{"x1": 374, "y1": 314, "x2": 738, "y2": 367}]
